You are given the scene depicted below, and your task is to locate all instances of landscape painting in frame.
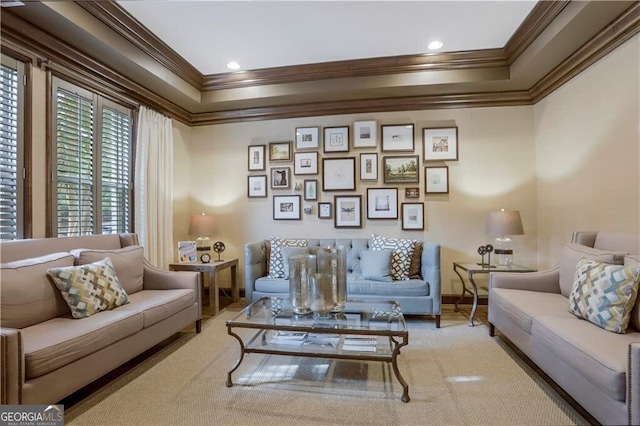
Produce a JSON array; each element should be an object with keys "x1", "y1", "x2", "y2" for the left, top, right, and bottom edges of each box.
[
  {"x1": 383, "y1": 155, "x2": 419, "y2": 184},
  {"x1": 269, "y1": 141, "x2": 292, "y2": 162},
  {"x1": 353, "y1": 120, "x2": 377, "y2": 148}
]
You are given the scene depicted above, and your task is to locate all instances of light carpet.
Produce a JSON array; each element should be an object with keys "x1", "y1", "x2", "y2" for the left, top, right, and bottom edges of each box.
[{"x1": 65, "y1": 310, "x2": 587, "y2": 425}]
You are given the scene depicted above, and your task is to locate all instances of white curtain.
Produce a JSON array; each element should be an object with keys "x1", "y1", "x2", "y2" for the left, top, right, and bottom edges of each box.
[{"x1": 135, "y1": 106, "x2": 174, "y2": 268}]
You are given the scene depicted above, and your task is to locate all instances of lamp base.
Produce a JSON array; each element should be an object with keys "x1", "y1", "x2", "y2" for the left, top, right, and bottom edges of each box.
[{"x1": 494, "y1": 236, "x2": 514, "y2": 266}]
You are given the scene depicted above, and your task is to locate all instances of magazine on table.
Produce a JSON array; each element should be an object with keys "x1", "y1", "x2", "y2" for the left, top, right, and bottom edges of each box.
[{"x1": 178, "y1": 241, "x2": 197, "y2": 263}]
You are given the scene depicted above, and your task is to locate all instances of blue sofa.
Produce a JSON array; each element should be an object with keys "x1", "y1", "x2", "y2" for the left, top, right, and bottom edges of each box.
[{"x1": 244, "y1": 238, "x2": 441, "y2": 327}]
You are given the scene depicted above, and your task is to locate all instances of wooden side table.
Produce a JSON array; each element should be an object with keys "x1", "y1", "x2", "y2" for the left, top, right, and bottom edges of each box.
[
  {"x1": 453, "y1": 262, "x2": 536, "y2": 327},
  {"x1": 169, "y1": 258, "x2": 239, "y2": 315}
]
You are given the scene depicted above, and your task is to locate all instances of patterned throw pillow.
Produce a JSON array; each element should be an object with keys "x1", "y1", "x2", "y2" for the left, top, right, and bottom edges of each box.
[
  {"x1": 370, "y1": 234, "x2": 417, "y2": 280},
  {"x1": 268, "y1": 237, "x2": 308, "y2": 278},
  {"x1": 47, "y1": 257, "x2": 129, "y2": 319},
  {"x1": 569, "y1": 257, "x2": 640, "y2": 333}
]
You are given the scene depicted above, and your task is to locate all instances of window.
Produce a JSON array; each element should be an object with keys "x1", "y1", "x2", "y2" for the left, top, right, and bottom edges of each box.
[
  {"x1": 51, "y1": 78, "x2": 133, "y2": 237},
  {"x1": 0, "y1": 54, "x2": 25, "y2": 241}
]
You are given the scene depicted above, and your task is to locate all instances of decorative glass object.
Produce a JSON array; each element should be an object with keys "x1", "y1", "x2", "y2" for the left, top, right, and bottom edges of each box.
[
  {"x1": 289, "y1": 254, "x2": 316, "y2": 315},
  {"x1": 310, "y1": 273, "x2": 335, "y2": 317},
  {"x1": 316, "y1": 245, "x2": 347, "y2": 313}
]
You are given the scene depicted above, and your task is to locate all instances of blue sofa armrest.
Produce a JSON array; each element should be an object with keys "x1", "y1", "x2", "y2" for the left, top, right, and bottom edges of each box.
[
  {"x1": 421, "y1": 241, "x2": 441, "y2": 315},
  {"x1": 244, "y1": 241, "x2": 268, "y2": 304}
]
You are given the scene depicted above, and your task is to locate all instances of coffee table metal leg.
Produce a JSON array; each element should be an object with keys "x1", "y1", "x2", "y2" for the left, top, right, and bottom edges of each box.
[
  {"x1": 391, "y1": 336, "x2": 410, "y2": 402},
  {"x1": 226, "y1": 329, "x2": 245, "y2": 387}
]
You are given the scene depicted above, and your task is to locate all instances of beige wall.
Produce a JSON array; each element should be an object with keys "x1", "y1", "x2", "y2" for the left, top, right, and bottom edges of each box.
[
  {"x1": 534, "y1": 35, "x2": 640, "y2": 269},
  {"x1": 175, "y1": 107, "x2": 538, "y2": 295}
]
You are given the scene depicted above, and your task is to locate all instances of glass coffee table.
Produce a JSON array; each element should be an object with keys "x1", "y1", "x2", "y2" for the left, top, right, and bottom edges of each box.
[{"x1": 226, "y1": 297, "x2": 410, "y2": 402}]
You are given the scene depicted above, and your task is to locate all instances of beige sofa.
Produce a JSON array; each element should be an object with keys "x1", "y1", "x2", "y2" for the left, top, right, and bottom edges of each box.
[
  {"x1": 0, "y1": 233, "x2": 201, "y2": 405},
  {"x1": 489, "y1": 231, "x2": 640, "y2": 425}
]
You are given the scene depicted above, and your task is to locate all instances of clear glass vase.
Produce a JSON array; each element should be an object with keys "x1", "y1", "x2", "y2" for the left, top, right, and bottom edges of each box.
[
  {"x1": 288, "y1": 254, "x2": 316, "y2": 314},
  {"x1": 315, "y1": 245, "x2": 347, "y2": 313}
]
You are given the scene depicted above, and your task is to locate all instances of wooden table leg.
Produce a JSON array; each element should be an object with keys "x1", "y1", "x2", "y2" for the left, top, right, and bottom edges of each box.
[
  {"x1": 231, "y1": 264, "x2": 239, "y2": 302},
  {"x1": 211, "y1": 269, "x2": 219, "y2": 314}
]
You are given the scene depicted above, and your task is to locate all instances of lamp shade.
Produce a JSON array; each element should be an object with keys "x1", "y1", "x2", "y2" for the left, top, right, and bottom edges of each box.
[
  {"x1": 485, "y1": 210, "x2": 524, "y2": 237},
  {"x1": 188, "y1": 213, "x2": 216, "y2": 236}
]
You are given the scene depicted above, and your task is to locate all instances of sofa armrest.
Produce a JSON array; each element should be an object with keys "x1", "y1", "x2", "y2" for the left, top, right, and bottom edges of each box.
[
  {"x1": 421, "y1": 241, "x2": 441, "y2": 314},
  {"x1": 629, "y1": 342, "x2": 640, "y2": 425},
  {"x1": 0, "y1": 328, "x2": 24, "y2": 404},
  {"x1": 244, "y1": 241, "x2": 268, "y2": 304},
  {"x1": 489, "y1": 265, "x2": 561, "y2": 293},
  {"x1": 142, "y1": 260, "x2": 202, "y2": 319}
]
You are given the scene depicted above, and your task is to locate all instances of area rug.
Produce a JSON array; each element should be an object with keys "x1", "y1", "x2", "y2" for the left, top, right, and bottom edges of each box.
[{"x1": 64, "y1": 310, "x2": 587, "y2": 425}]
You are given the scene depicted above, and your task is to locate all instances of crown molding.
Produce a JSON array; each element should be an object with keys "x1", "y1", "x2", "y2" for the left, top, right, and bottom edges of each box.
[
  {"x1": 530, "y1": 1, "x2": 640, "y2": 102},
  {"x1": 191, "y1": 91, "x2": 533, "y2": 126}
]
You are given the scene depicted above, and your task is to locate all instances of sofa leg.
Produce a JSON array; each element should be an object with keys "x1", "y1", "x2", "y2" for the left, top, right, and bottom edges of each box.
[
  {"x1": 195, "y1": 319, "x2": 202, "y2": 333},
  {"x1": 489, "y1": 323, "x2": 495, "y2": 337},
  {"x1": 435, "y1": 315, "x2": 441, "y2": 329}
]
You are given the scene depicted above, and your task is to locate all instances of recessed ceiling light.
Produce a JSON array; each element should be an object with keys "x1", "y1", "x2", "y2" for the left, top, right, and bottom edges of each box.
[
  {"x1": 226, "y1": 61, "x2": 240, "y2": 70},
  {"x1": 427, "y1": 41, "x2": 444, "y2": 51}
]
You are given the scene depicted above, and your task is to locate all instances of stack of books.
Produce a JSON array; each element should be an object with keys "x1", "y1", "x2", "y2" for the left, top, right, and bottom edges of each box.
[
  {"x1": 341, "y1": 335, "x2": 378, "y2": 352},
  {"x1": 269, "y1": 331, "x2": 308, "y2": 346}
]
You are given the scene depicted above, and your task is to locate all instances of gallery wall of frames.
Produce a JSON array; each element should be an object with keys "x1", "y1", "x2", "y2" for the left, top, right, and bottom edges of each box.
[{"x1": 247, "y1": 121, "x2": 459, "y2": 230}]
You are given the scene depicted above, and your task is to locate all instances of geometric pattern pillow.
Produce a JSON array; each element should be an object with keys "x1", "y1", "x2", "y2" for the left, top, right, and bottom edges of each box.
[
  {"x1": 569, "y1": 257, "x2": 640, "y2": 333},
  {"x1": 47, "y1": 257, "x2": 129, "y2": 319},
  {"x1": 370, "y1": 234, "x2": 416, "y2": 280},
  {"x1": 268, "y1": 236, "x2": 308, "y2": 278}
]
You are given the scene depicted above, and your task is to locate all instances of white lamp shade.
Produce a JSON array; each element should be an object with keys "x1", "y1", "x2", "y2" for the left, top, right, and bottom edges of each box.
[
  {"x1": 485, "y1": 210, "x2": 524, "y2": 237},
  {"x1": 188, "y1": 213, "x2": 216, "y2": 236}
]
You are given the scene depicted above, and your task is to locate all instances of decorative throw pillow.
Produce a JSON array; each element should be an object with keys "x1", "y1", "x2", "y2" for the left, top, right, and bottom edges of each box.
[
  {"x1": 268, "y1": 237, "x2": 308, "y2": 278},
  {"x1": 281, "y1": 246, "x2": 310, "y2": 279},
  {"x1": 408, "y1": 242, "x2": 423, "y2": 279},
  {"x1": 361, "y1": 249, "x2": 393, "y2": 282},
  {"x1": 47, "y1": 257, "x2": 129, "y2": 319},
  {"x1": 569, "y1": 257, "x2": 640, "y2": 333},
  {"x1": 370, "y1": 234, "x2": 416, "y2": 280}
]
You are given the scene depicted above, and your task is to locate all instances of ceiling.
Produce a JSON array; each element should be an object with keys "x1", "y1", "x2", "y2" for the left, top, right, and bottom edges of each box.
[
  {"x1": 116, "y1": 1, "x2": 538, "y2": 75},
  {"x1": 2, "y1": 1, "x2": 638, "y2": 124}
]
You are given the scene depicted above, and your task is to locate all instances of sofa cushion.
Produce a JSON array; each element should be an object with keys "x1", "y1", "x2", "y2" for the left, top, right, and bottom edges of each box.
[
  {"x1": 255, "y1": 277, "x2": 290, "y2": 294},
  {"x1": 119, "y1": 289, "x2": 195, "y2": 328},
  {"x1": 347, "y1": 275, "x2": 429, "y2": 297},
  {"x1": 0, "y1": 252, "x2": 74, "y2": 329},
  {"x1": 532, "y1": 315, "x2": 640, "y2": 402},
  {"x1": 569, "y1": 258, "x2": 640, "y2": 333},
  {"x1": 47, "y1": 258, "x2": 130, "y2": 319},
  {"x1": 361, "y1": 250, "x2": 393, "y2": 282},
  {"x1": 21, "y1": 309, "x2": 143, "y2": 379},
  {"x1": 490, "y1": 288, "x2": 575, "y2": 334},
  {"x1": 280, "y1": 246, "x2": 311, "y2": 279},
  {"x1": 559, "y1": 243, "x2": 625, "y2": 297},
  {"x1": 268, "y1": 237, "x2": 308, "y2": 278},
  {"x1": 72, "y1": 245, "x2": 144, "y2": 294},
  {"x1": 370, "y1": 234, "x2": 416, "y2": 280}
]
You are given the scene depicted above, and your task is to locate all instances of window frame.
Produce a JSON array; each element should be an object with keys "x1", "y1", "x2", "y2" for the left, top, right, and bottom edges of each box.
[{"x1": 49, "y1": 76, "x2": 134, "y2": 237}]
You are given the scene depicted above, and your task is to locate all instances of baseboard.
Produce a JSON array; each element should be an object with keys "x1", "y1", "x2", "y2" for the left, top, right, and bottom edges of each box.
[{"x1": 442, "y1": 294, "x2": 488, "y2": 306}]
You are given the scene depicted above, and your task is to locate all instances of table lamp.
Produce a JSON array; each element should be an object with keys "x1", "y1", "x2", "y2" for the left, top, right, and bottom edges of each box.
[
  {"x1": 485, "y1": 209, "x2": 524, "y2": 266},
  {"x1": 188, "y1": 213, "x2": 216, "y2": 261}
]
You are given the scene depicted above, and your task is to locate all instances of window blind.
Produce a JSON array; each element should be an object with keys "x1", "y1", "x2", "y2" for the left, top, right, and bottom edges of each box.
[{"x1": 0, "y1": 63, "x2": 19, "y2": 240}]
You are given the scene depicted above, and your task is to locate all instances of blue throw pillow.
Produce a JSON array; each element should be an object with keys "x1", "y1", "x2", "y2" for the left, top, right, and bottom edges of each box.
[{"x1": 361, "y1": 249, "x2": 393, "y2": 282}]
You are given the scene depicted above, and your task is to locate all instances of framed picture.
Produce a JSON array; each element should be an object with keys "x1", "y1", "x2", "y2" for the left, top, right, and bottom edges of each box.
[
  {"x1": 295, "y1": 127, "x2": 320, "y2": 150},
  {"x1": 304, "y1": 179, "x2": 318, "y2": 201},
  {"x1": 248, "y1": 145, "x2": 265, "y2": 171},
  {"x1": 359, "y1": 153, "x2": 378, "y2": 181},
  {"x1": 402, "y1": 203, "x2": 424, "y2": 230},
  {"x1": 334, "y1": 195, "x2": 362, "y2": 228},
  {"x1": 381, "y1": 124, "x2": 414, "y2": 152},
  {"x1": 405, "y1": 187, "x2": 420, "y2": 198},
  {"x1": 247, "y1": 175, "x2": 267, "y2": 198},
  {"x1": 271, "y1": 167, "x2": 291, "y2": 189},
  {"x1": 383, "y1": 155, "x2": 419, "y2": 184},
  {"x1": 353, "y1": 120, "x2": 377, "y2": 148},
  {"x1": 322, "y1": 157, "x2": 356, "y2": 191},
  {"x1": 273, "y1": 195, "x2": 301, "y2": 220},
  {"x1": 318, "y1": 202, "x2": 332, "y2": 219},
  {"x1": 423, "y1": 127, "x2": 458, "y2": 161},
  {"x1": 367, "y1": 188, "x2": 398, "y2": 220},
  {"x1": 294, "y1": 151, "x2": 318, "y2": 175},
  {"x1": 323, "y1": 126, "x2": 349, "y2": 153},
  {"x1": 269, "y1": 141, "x2": 292, "y2": 162},
  {"x1": 425, "y1": 166, "x2": 449, "y2": 194}
]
